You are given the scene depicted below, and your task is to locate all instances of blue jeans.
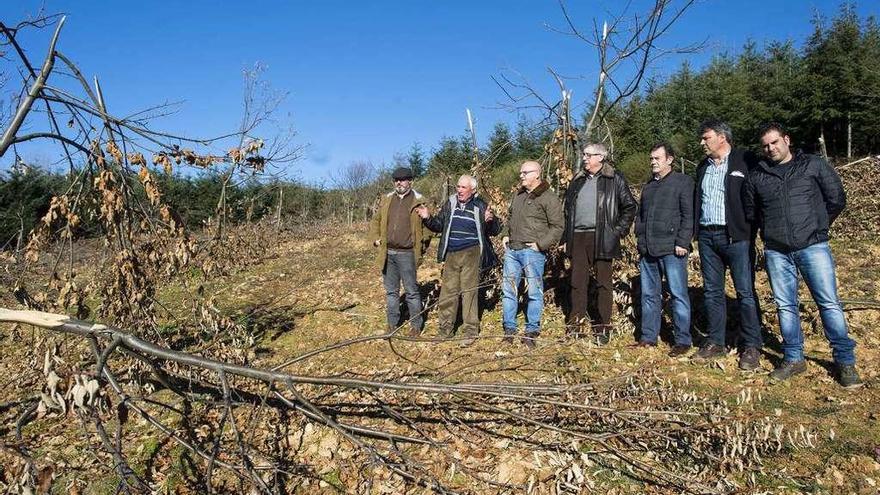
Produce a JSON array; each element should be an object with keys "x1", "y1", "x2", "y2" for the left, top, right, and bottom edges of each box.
[
  {"x1": 502, "y1": 248, "x2": 546, "y2": 335},
  {"x1": 764, "y1": 242, "x2": 856, "y2": 365},
  {"x1": 383, "y1": 250, "x2": 423, "y2": 331},
  {"x1": 698, "y1": 229, "x2": 762, "y2": 348},
  {"x1": 639, "y1": 254, "x2": 692, "y2": 346}
]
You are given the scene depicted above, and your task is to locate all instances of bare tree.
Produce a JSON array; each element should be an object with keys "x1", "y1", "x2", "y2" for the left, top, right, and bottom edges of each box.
[
  {"x1": 332, "y1": 160, "x2": 378, "y2": 224},
  {"x1": 0, "y1": 14, "x2": 302, "y2": 328},
  {"x1": 494, "y1": 0, "x2": 703, "y2": 190}
]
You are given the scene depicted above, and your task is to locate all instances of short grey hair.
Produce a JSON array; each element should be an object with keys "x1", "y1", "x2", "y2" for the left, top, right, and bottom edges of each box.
[
  {"x1": 699, "y1": 119, "x2": 733, "y2": 144},
  {"x1": 458, "y1": 174, "x2": 478, "y2": 191},
  {"x1": 583, "y1": 143, "x2": 608, "y2": 160}
]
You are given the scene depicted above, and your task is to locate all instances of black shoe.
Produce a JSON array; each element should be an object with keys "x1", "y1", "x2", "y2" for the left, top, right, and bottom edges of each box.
[
  {"x1": 593, "y1": 325, "x2": 611, "y2": 346},
  {"x1": 565, "y1": 328, "x2": 585, "y2": 340},
  {"x1": 521, "y1": 334, "x2": 538, "y2": 350},
  {"x1": 738, "y1": 347, "x2": 761, "y2": 371},
  {"x1": 694, "y1": 343, "x2": 726, "y2": 361},
  {"x1": 668, "y1": 344, "x2": 692, "y2": 358},
  {"x1": 769, "y1": 360, "x2": 807, "y2": 383},
  {"x1": 836, "y1": 364, "x2": 864, "y2": 389}
]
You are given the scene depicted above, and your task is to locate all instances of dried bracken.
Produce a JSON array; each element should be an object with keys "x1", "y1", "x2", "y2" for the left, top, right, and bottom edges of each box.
[{"x1": 0, "y1": 308, "x2": 822, "y2": 494}]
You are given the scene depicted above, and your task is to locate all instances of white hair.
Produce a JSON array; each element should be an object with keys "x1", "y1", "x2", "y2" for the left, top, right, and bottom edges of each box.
[{"x1": 458, "y1": 174, "x2": 478, "y2": 191}]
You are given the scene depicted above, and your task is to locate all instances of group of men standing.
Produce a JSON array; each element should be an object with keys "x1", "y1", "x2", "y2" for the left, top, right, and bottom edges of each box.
[{"x1": 368, "y1": 120, "x2": 861, "y2": 389}]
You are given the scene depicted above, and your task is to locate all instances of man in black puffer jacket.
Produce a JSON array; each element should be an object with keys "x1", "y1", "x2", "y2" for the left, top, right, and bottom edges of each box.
[
  {"x1": 744, "y1": 122, "x2": 861, "y2": 389},
  {"x1": 634, "y1": 143, "x2": 694, "y2": 357},
  {"x1": 562, "y1": 142, "x2": 637, "y2": 344}
]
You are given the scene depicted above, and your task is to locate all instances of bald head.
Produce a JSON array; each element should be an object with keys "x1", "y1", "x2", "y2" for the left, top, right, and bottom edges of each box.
[
  {"x1": 521, "y1": 161, "x2": 542, "y2": 173},
  {"x1": 519, "y1": 160, "x2": 543, "y2": 191}
]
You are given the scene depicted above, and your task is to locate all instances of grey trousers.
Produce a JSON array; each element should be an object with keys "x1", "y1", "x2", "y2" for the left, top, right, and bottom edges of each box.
[{"x1": 383, "y1": 250, "x2": 423, "y2": 331}]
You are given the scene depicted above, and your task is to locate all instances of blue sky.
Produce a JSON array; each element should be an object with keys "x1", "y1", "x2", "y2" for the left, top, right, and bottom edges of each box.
[{"x1": 5, "y1": 1, "x2": 877, "y2": 184}]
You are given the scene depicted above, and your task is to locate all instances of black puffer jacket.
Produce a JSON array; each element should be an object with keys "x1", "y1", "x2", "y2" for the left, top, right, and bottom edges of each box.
[
  {"x1": 563, "y1": 162, "x2": 637, "y2": 260},
  {"x1": 743, "y1": 151, "x2": 846, "y2": 252},
  {"x1": 423, "y1": 195, "x2": 502, "y2": 270},
  {"x1": 635, "y1": 171, "x2": 695, "y2": 257}
]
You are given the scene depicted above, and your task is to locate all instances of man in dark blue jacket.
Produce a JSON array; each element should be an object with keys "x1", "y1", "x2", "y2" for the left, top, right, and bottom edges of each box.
[
  {"x1": 635, "y1": 143, "x2": 695, "y2": 356},
  {"x1": 417, "y1": 175, "x2": 501, "y2": 346},
  {"x1": 744, "y1": 122, "x2": 861, "y2": 388},
  {"x1": 694, "y1": 120, "x2": 763, "y2": 370}
]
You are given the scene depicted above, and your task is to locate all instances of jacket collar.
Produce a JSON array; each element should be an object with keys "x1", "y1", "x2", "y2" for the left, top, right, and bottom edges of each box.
[
  {"x1": 757, "y1": 150, "x2": 805, "y2": 175},
  {"x1": 598, "y1": 162, "x2": 616, "y2": 178},
  {"x1": 387, "y1": 189, "x2": 423, "y2": 200},
  {"x1": 574, "y1": 162, "x2": 616, "y2": 181},
  {"x1": 448, "y1": 193, "x2": 481, "y2": 207},
  {"x1": 519, "y1": 181, "x2": 550, "y2": 198}
]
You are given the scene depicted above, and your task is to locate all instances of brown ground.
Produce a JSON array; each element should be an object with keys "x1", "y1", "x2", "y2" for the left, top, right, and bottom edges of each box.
[
  {"x1": 2, "y1": 220, "x2": 879, "y2": 494},
  {"x1": 209, "y1": 222, "x2": 880, "y2": 493}
]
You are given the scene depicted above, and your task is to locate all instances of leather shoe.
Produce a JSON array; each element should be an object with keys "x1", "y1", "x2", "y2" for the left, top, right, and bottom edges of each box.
[
  {"x1": 738, "y1": 347, "x2": 761, "y2": 371},
  {"x1": 668, "y1": 344, "x2": 692, "y2": 358},
  {"x1": 630, "y1": 341, "x2": 657, "y2": 348},
  {"x1": 693, "y1": 343, "x2": 726, "y2": 360}
]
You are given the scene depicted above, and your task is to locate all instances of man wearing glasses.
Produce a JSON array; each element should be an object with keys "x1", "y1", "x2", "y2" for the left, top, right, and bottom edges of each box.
[
  {"x1": 368, "y1": 167, "x2": 430, "y2": 336},
  {"x1": 562, "y1": 143, "x2": 637, "y2": 344},
  {"x1": 500, "y1": 161, "x2": 564, "y2": 348}
]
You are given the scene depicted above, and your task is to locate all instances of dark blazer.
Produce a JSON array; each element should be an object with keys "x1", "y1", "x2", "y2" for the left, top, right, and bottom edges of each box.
[
  {"x1": 694, "y1": 147, "x2": 758, "y2": 242},
  {"x1": 636, "y1": 171, "x2": 695, "y2": 257},
  {"x1": 423, "y1": 194, "x2": 502, "y2": 270},
  {"x1": 563, "y1": 162, "x2": 637, "y2": 260},
  {"x1": 743, "y1": 151, "x2": 846, "y2": 252}
]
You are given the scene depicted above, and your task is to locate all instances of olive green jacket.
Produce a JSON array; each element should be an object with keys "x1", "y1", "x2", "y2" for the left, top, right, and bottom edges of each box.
[
  {"x1": 368, "y1": 190, "x2": 430, "y2": 270},
  {"x1": 501, "y1": 181, "x2": 564, "y2": 251}
]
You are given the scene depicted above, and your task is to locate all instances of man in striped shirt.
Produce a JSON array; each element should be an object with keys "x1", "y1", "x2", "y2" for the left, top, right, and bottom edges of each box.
[
  {"x1": 417, "y1": 175, "x2": 501, "y2": 346},
  {"x1": 694, "y1": 120, "x2": 762, "y2": 370}
]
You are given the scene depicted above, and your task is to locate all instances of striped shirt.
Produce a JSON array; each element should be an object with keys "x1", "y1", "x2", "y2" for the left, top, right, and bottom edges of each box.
[
  {"x1": 700, "y1": 154, "x2": 728, "y2": 226},
  {"x1": 447, "y1": 200, "x2": 480, "y2": 252}
]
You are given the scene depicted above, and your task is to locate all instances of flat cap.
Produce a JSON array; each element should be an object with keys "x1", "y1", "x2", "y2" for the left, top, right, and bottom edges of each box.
[{"x1": 391, "y1": 167, "x2": 414, "y2": 180}]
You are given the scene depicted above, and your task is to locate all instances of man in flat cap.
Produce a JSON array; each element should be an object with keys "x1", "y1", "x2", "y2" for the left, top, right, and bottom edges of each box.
[{"x1": 368, "y1": 167, "x2": 430, "y2": 336}]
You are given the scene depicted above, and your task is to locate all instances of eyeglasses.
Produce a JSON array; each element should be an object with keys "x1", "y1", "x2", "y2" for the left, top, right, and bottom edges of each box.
[
  {"x1": 583, "y1": 153, "x2": 604, "y2": 157},
  {"x1": 519, "y1": 170, "x2": 538, "y2": 176}
]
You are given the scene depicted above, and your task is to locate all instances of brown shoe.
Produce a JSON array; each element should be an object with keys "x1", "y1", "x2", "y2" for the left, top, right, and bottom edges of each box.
[
  {"x1": 738, "y1": 347, "x2": 761, "y2": 371},
  {"x1": 630, "y1": 341, "x2": 657, "y2": 348},
  {"x1": 407, "y1": 327, "x2": 422, "y2": 337},
  {"x1": 694, "y1": 343, "x2": 726, "y2": 360},
  {"x1": 521, "y1": 334, "x2": 538, "y2": 349},
  {"x1": 668, "y1": 344, "x2": 692, "y2": 358}
]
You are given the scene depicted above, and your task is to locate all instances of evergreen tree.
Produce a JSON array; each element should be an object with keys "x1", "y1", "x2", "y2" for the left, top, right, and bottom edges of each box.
[
  {"x1": 427, "y1": 135, "x2": 470, "y2": 177},
  {"x1": 514, "y1": 116, "x2": 544, "y2": 159},
  {"x1": 406, "y1": 142, "x2": 426, "y2": 177},
  {"x1": 485, "y1": 122, "x2": 515, "y2": 168}
]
